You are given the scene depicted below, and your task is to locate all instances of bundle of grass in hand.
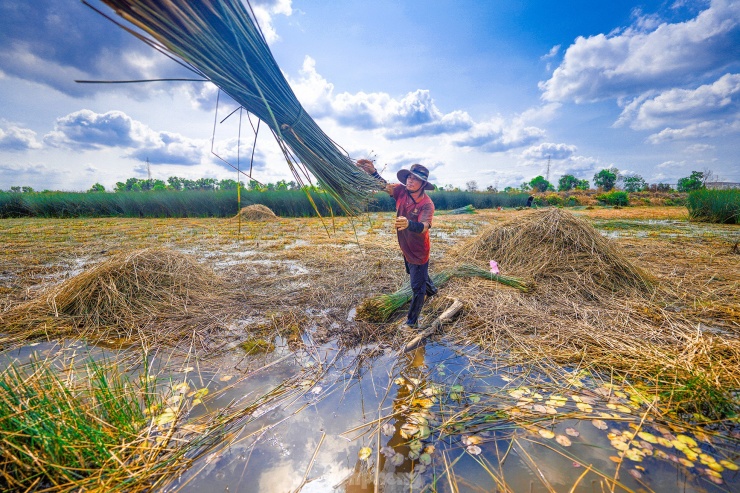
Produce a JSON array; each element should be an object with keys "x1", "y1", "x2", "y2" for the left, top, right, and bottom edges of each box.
[{"x1": 91, "y1": 0, "x2": 380, "y2": 214}]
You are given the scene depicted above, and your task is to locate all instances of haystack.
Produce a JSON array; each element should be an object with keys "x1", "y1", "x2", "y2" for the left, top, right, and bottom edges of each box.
[
  {"x1": 2, "y1": 248, "x2": 226, "y2": 346},
  {"x1": 453, "y1": 208, "x2": 653, "y2": 297},
  {"x1": 237, "y1": 204, "x2": 277, "y2": 221}
]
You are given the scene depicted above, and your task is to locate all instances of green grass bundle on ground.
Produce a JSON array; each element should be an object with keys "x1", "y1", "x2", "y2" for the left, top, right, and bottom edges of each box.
[
  {"x1": 687, "y1": 188, "x2": 739, "y2": 224},
  {"x1": 438, "y1": 204, "x2": 476, "y2": 215},
  {"x1": 355, "y1": 264, "x2": 530, "y2": 323}
]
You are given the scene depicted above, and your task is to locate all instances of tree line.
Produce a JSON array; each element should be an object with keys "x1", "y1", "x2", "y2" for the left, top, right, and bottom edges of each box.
[{"x1": 5, "y1": 169, "x2": 715, "y2": 195}]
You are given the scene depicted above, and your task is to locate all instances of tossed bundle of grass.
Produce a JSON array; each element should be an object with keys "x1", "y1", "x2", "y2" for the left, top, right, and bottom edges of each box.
[
  {"x1": 438, "y1": 204, "x2": 476, "y2": 215},
  {"x1": 453, "y1": 208, "x2": 653, "y2": 297},
  {"x1": 355, "y1": 264, "x2": 530, "y2": 323},
  {"x1": 92, "y1": 0, "x2": 380, "y2": 214},
  {"x1": 1, "y1": 248, "x2": 227, "y2": 346},
  {"x1": 236, "y1": 204, "x2": 277, "y2": 221}
]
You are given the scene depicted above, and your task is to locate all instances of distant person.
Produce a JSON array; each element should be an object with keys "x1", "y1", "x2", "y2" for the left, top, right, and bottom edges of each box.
[
  {"x1": 357, "y1": 159, "x2": 437, "y2": 329},
  {"x1": 526, "y1": 194, "x2": 534, "y2": 207}
]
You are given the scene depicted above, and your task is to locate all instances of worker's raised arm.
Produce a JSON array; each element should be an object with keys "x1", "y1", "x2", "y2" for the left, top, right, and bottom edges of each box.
[{"x1": 356, "y1": 159, "x2": 395, "y2": 196}]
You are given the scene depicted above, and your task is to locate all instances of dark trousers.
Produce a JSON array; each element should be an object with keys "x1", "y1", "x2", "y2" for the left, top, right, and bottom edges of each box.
[{"x1": 404, "y1": 259, "x2": 437, "y2": 326}]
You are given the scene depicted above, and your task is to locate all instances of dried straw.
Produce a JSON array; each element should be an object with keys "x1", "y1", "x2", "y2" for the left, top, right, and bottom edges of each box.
[
  {"x1": 235, "y1": 204, "x2": 277, "y2": 221},
  {"x1": 1, "y1": 248, "x2": 228, "y2": 347}
]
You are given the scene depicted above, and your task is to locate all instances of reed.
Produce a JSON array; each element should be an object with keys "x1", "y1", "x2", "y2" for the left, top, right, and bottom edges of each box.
[
  {"x1": 687, "y1": 188, "x2": 739, "y2": 224},
  {"x1": 93, "y1": 0, "x2": 381, "y2": 214}
]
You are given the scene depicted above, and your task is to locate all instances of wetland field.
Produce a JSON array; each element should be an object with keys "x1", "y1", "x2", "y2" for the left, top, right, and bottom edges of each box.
[{"x1": 0, "y1": 206, "x2": 738, "y2": 492}]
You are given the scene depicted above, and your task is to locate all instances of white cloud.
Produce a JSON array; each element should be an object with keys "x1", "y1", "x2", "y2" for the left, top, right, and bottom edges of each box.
[
  {"x1": 0, "y1": 124, "x2": 42, "y2": 151},
  {"x1": 250, "y1": 0, "x2": 294, "y2": 44},
  {"x1": 540, "y1": 0, "x2": 740, "y2": 103},
  {"x1": 619, "y1": 73, "x2": 740, "y2": 131},
  {"x1": 521, "y1": 142, "x2": 578, "y2": 160},
  {"x1": 44, "y1": 109, "x2": 206, "y2": 165},
  {"x1": 288, "y1": 56, "x2": 543, "y2": 150}
]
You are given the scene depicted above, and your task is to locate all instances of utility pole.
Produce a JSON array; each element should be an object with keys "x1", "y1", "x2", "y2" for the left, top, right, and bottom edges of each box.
[
  {"x1": 146, "y1": 157, "x2": 151, "y2": 181},
  {"x1": 545, "y1": 155, "x2": 551, "y2": 183}
]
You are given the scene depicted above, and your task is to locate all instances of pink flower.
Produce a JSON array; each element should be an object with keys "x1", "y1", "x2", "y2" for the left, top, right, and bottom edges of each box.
[{"x1": 489, "y1": 260, "x2": 499, "y2": 275}]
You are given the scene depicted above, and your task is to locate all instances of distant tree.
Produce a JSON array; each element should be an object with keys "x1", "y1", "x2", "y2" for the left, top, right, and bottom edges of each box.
[
  {"x1": 219, "y1": 178, "x2": 240, "y2": 190},
  {"x1": 88, "y1": 183, "x2": 106, "y2": 193},
  {"x1": 276, "y1": 179, "x2": 289, "y2": 190},
  {"x1": 247, "y1": 179, "x2": 262, "y2": 191},
  {"x1": 701, "y1": 168, "x2": 716, "y2": 187},
  {"x1": 520, "y1": 182, "x2": 531, "y2": 192},
  {"x1": 622, "y1": 174, "x2": 647, "y2": 193},
  {"x1": 594, "y1": 168, "x2": 619, "y2": 191},
  {"x1": 529, "y1": 175, "x2": 552, "y2": 193},
  {"x1": 21, "y1": 186, "x2": 34, "y2": 193},
  {"x1": 167, "y1": 176, "x2": 184, "y2": 191},
  {"x1": 486, "y1": 185, "x2": 498, "y2": 192},
  {"x1": 152, "y1": 179, "x2": 167, "y2": 191},
  {"x1": 287, "y1": 180, "x2": 299, "y2": 190},
  {"x1": 465, "y1": 180, "x2": 479, "y2": 192},
  {"x1": 558, "y1": 174, "x2": 580, "y2": 192},
  {"x1": 677, "y1": 171, "x2": 705, "y2": 192},
  {"x1": 9, "y1": 186, "x2": 21, "y2": 193},
  {"x1": 650, "y1": 183, "x2": 673, "y2": 192},
  {"x1": 503, "y1": 186, "x2": 517, "y2": 193},
  {"x1": 576, "y1": 179, "x2": 590, "y2": 190}
]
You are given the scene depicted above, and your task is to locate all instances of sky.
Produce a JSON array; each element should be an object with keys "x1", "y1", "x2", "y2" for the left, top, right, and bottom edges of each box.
[{"x1": 0, "y1": 0, "x2": 739, "y2": 192}]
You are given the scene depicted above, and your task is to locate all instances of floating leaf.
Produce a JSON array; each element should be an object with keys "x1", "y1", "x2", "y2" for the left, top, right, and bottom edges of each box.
[
  {"x1": 556, "y1": 435, "x2": 572, "y2": 446},
  {"x1": 609, "y1": 456, "x2": 622, "y2": 463},
  {"x1": 419, "y1": 453, "x2": 432, "y2": 465},
  {"x1": 394, "y1": 377, "x2": 405, "y2": 385},
  {"x1": 425, "y1": 445, "x2": 435, "y2": 454},
  {"x1": 466, "y1": 445, "x2": 482, "y2": 455},
  {"x1": 191, "y1": 398, "x2": 203, "y2": 406},
  {"x1": 676, "y1": 435, "x2": 697, "y2": 447},
  {"x1": 611, "y1": 440, "x2": 629, "y2": 451},
  {"x1": 380, "y1": 446, "x2": 395, "y2": 458},
  {"x1": 566, "y1": 427, "x2": 580, "y2": 437},
  {"x1": 412, "y1": 398, "x2": 435, "y2": 409},
  {"x1": 509, "y1": 389, "x2": 527, "y2": 399},
  {"x1": 462, "y1": 435, "x2": 483, "y2": 446},
  {"x1": 382, "y1": 423, "x2": 395, "y2": 437},
  {"x1": 624, "y1": 449, "x2": 644, "y2": 462},
  {"x1": 629, "y1": 469, "x2": 642, "y2": 479},
  {"x1": 172, "y1": 382, "x2": 190, "y2": 393},
  {"x1": 592, "y1": 419, "x2": 608, "y2": 430},
  {"x1": 637, "y1": 431, "x2": 657, "y2": 443},
  {"x1": 656, "y1": 436, "x2": 673, "y2": 448},
  {"x1": 576, "y1": 402, "x2": 593, "y2": 413},
  {"x1": 180, "y1": 423, "x2": 207, "y2": 434},
  {"x1": 219, "y1": 374, "x2": 233, "y2": 382},
  {"x1": 469, "y1": 394, "x2": 481, "y2": 404},
  {"x1": 538, "y1": 429, "x2": 555, "y2": 439},
  {"x1": 679, "y1": 458, "x2": 695, "y2": 467},
  {"x1": 391, "y1": 453, "x2": 404, "y2": 466},
  {"x1": 358, "y1": 447, "x2": 372, "y2": 461},
  {"x1": 720, "y1": 459, "x2": 738, "y2": 471},
  {"x1": 187, "y1": 388, "x2": 209, "y2": 399},
  {"x1": 707, "y1": 462, "x2": 724, "y2": 473},
  {"x1": 181, "y1": 366, "x2": 194, "y2": 373},
  {"x1": 533, "y1": 404, "x2": 547, "y2": 414},
  {"x1": 400, "y1": 423, "x2": 420, "y2": 439},
  {"x1": 153, "y1": 410, "x2": 176, "y2": 426}
]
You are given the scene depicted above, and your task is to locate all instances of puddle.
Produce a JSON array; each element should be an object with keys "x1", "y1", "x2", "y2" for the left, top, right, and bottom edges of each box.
[{"x1": 2, "y1": 335, "x2": 738, "y2": 493}]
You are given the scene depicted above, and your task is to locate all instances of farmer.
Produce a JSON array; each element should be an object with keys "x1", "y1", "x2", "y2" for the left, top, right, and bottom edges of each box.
[{"x1": 357, "y1": 159, "x2": 437, "y2": 328}]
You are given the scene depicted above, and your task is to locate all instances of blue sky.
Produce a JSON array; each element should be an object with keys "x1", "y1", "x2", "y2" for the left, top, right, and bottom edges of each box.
[{"x1": 0, "y1": 0, "x2": 739, "y2": 192}]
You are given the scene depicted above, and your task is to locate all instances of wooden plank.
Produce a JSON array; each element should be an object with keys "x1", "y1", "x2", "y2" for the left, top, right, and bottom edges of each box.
[{"x1": 403, "y1": 299, "x2": 463, "y2": 353}]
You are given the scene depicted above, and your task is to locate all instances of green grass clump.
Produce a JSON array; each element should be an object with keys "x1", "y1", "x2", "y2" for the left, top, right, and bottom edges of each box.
[
  {"x1": 356, "y1": 264, "x2": 530, "y2": 323},
  {"x1": 0, "y1": 357, "x2": 161, "y2": 491},
  {"x1": 438, "y1": 204, "x2": 476, "y2": 215},
  {"x1": 595, "y1": 191, "x2": 629, "y2": 206},
  {"x1": 687, "y1": 189, "x2": 739, "y2": 224},
  {"x1": 239, "y1": 339, "x2": 276, "y2": 354}
]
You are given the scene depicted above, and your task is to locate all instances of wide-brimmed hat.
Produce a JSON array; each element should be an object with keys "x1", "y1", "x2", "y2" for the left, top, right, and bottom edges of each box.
[{"x1": 397, "y1": 164, "x2": 435, "y2": 190}]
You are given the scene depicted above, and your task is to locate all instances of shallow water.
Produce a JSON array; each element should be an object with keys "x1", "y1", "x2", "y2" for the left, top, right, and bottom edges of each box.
[{"x1": 2, "y1": 333, "x2": 739, "y2": 492}]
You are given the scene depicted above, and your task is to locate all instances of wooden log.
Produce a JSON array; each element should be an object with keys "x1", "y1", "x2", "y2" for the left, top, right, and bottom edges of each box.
[{"x1": 403, "y1": 299, "x2": 463, "y2": 353}]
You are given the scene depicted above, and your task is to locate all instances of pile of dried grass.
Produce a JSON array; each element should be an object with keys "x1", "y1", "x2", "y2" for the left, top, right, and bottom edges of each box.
[
  {"x1": 236, "y1": 204, "x2": 277, "y2": 221},
  {"x1": 453, "y1": 208, "x2": 653, "y2": 297},
  {"x1": 444, "y1": 209, "x2": 740, "y2": 405},
  {"x1": 1, "y1": 248, "x2": 229, "y2": 347}
]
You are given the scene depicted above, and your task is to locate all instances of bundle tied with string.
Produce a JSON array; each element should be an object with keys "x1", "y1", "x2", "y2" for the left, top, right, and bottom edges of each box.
[{"x1": 92, "y1": 0, "x2": 381, "y2": 214}]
